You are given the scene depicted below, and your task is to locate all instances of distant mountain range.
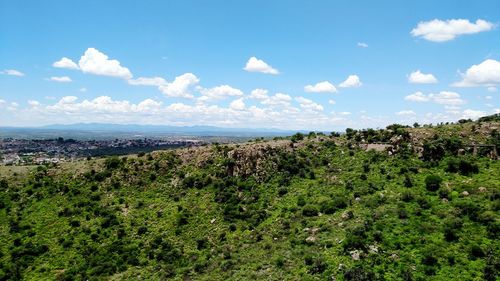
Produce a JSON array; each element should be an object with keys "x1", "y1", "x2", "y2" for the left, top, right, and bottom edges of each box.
[{"x1": 0, "y1": 123, "x2": 303, "y2": 139}]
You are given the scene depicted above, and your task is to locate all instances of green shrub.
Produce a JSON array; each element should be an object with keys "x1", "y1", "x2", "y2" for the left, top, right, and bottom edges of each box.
[
  {"x1": 403, "y1": 174, "x2": 413, "y2": 187},
  {"x1": 302, "y1": 204, "x2": 319, "y2": 217},
  {"x1": 104, "y1": 156, "x2": 121, "y2": 170},
  {"x1": 425, "y1": 175, "x2": 442, "y2": 191},
  {"x1": 469, "y1": 244, "x2": 485, "y2": 258},
  {"x1": 320, "y1": 197, "x2": 348, "y2": 214},
  {"x1": 297, "y1": 196, "x2": 306, "y2": 207},
  {"x1": 446, "y1": 157, "x2": 479, "y2": 176}
]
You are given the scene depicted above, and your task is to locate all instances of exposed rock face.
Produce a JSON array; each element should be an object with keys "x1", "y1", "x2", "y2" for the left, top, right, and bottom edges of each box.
[
  {"x1": 341, "y1": 211, "x2": 353, "y2": 220},
  {"x1": 349, "y1": 250, "x2": 362, "y2": 260},
  {"x1": 227, "y1": 141, "x2": 293, "y2": 180},
  {"x1": 360, "y1": 143, "x2": 392, "y2": 152}
]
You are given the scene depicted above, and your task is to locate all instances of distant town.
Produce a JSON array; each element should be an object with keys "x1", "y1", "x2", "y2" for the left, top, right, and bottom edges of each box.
[{"x1": 0, "y1": 137, "x2": 204, "y2": 165}]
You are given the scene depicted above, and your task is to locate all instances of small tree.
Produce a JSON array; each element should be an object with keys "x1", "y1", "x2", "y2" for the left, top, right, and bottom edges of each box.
[
  {"x1": 425, "y1": 175, "x2": 442, "y2": 191},
  {"x1": 302, "y1": 204, "x2": 319, "y2": 217}
]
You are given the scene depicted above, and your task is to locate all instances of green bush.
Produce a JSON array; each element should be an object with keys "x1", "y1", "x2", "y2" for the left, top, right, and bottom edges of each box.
[
  {"x1": 320, "y1": 197, "x2": 348, "y2": 214},
  {"x1": 425, "y1": 175, "x2": 442, "y2": 191},
  {"x1": 302, "y1": 204, "x2": 319, "y2": 217},
  {"x1": 104, "y1": 156, "x2": 121, "y2": 170},
  {"x1": 446, "y1": 157, "x2": 479, "y2": 176}
]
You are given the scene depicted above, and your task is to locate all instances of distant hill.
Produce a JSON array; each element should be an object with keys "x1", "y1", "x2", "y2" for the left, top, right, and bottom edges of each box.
[
  {"x1": 40, "y1": 123, "x2": 297, "y2": 134},
  {"x1": 0, "y1": 123, "x2": 303, "y2": 139}
]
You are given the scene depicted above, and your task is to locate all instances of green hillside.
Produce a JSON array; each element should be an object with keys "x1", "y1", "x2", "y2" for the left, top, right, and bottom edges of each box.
[{"x1": 1, "y1": 116, "x2": 499, "y2": 280}]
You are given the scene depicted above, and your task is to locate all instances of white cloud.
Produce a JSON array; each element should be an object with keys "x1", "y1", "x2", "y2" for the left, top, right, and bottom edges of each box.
[
  {"x1": 158, "y1": 73, "x2": 199, "y2": 98},
  {"x1": 229, "y1": 98, "x2": 246, "y2": 110},
  {"x1": 487, "y1": 86, "x2": 497, "y2": 92},
  {"x1": 249, "y1": 89, "x2": 269, "y2": 100},
  {"x1": 357, "y1": 42, "x2": 368, "y2": 48},
  {"x1": 261, "y1": 93, "x2": 292, "y2": 107},
  {"x1": 304, "y1": 81, "x2": 337, "y2": 93},
  {"x1": 461, "y1": 109, "x2": 486, "y2": 120},
  {"x1": 295, "y1": 97, "x2": 324, "y2": 112},
  {"x1": 408, "y1": 70, "x2": 438, "y2": 84},
  {"x1": 6, "y1": 102, "x2": 19, "y2": 111},
  {"x1": 405, "y1": 91, "x2": 465, "y2": 106},
  {"x1": 249, "y1": 90, "x2": 292, "y2": 107},
  {"x1": 46, "y1": 96, "x2": 162, "y2": 114},
  {"x1": 28, "y1": 100, "x2": 40, "y2": 107},
  {"x1": 78, "y1": 48, "x2": 132, "y2": 79},
  {"x1": 485, "y1": 95, "x2": 493, "y2": 100},
  {"x1": 79, "y1": 88, "x2": 87, "y2": 92},
  {"x1": 198, "y1": 85, "x2": 244, "y2": 102},
  {"x1": 128, "y1": 77, "x2": 167, "y2": 86},
  {"x1": 49, "y1": 76, "x2": 72, "y2": 83},
  {"x1": 411, "y1": 19, "x2": 493, "y2": 42},
  {"x1": 430, "y1": 91, "x2": 465, "y2": 106},
  {"x1": 328, "y1": 99, "x2": 336, "y2": 105},
  {"x1": 1, "y1": 69, "x2": 25, "y2": 76},
  {"x1": 405, "y1": 91, "x2": 429, "y2": 102},
  {"x1": 452, "y1": 59, "x2": 500, "y2": 87},
  {"x1": 396, "y1": 110, "x2": 416, "y2": 116},
  {"x1": 243, "y1": 56, "x2": 279, "y2": 75},
  {"x1": 53, "y1": 57, "x2": 79, "y2": 70},
  {"x1": 339, "y1": 75, "x2": 362, "y2": 88}
]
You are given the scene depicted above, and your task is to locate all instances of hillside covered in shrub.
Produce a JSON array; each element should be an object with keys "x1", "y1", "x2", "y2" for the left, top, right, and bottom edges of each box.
[{"x1": 0, "y1": 116, "x2": 499, "y2": 280}]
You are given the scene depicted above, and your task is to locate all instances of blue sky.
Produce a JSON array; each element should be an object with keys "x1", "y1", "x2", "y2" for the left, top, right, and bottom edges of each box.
[{"x1": 0, "y1": 0, "x2": 499, "y2": 130}]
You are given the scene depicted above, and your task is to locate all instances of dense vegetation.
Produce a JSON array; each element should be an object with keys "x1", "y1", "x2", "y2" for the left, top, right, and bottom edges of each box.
[{"x1": 0, "y1": 116, "x2": 499, "y2": 280}]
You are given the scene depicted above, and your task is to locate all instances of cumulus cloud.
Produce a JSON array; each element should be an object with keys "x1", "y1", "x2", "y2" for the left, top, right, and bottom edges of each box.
[
  {"x1": 25, "y1": 95, "x2": 308, "y2": 128},
  {"x1": 405, "y1": 91, "x2": 465, "y2": 106},
  {"x1": 28, "y1": 100, "x2": 40, "y2": 107},
  {"x1": 229, "y1": 98, "x2": 246, "y2": 110},
  {"x1": 1, "y1": 69, "x2": 25, "y2": 76},
  {"x1": 249, "y1": 89, "x2": 269, "y2": 100},
  {"x1": 198, "y1": 85, "x2": 244, "y2": 103},
  {"x1": 295, "y1": 97, "x2": 324, "y2": 111},
  {"x1": 78, "y1": 48, "x2": 132, "y2": 79},
  {"x1": 158, "y1": 73, "x2": 199, "y2": 98},
  {"x1": 452, "y1": 59, "x2": 500, "y2": 87},
  {"x1": 328, "y1": 99, "x2": 336, "y2": 105},
  {"x1": 261, "y1": 93, "x2": 292, "y2": 107},
  {"x1": 49, "y1": 76, "x2": 72, "y2": 83},
  {"x1": 46, "y1": 96, "x2": 162, "y2": 114},
  {"x1": 249, "y1": 89, "x2": 292, "y2": 107},
  {"x1": 430, "y1": 91, "x2": 466, "y2": 106},
  {"x1": 304, "y1": 81, "x2": 337, "y2": 93},
  {"x1": 408, "y1": 70, "x2": 438, "y2": 84},
  {"x1": 128, "y1": 77, "x2": 167, "y2": 86},
  {"x1": 487, "y1": 86, "x2": 497, "y2": 92},
  {"x1": 405, "y1": 91, "x2": 429, "y2": 102},
  {"x1": 339, "y1": 75, "x2": 362, "y2": 88},
  {"x1": 411, "y1": 19, "x2": 494, "y2": 42},
  {"x1": 357, "y1": 42, "x2": 368, "y2": 48},
  {"x1": 396, "y1": 110, "x2": 416, "y2": 116},
  {"x1": 461, "y1": 109, "x2": 487, "y2": 120},
  {"x1": 53, "y1": 57, "x2": 79, "y2": 70},
  {"x1": 243, "y1": 56, "x2": 279, "y2": 75}
]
